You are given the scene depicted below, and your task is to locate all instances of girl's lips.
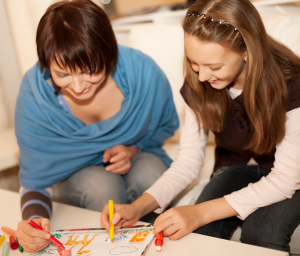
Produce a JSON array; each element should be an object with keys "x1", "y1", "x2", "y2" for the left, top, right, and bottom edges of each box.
[{"x1": 209, "y1": 79, "x2": 219, "y2": 84}]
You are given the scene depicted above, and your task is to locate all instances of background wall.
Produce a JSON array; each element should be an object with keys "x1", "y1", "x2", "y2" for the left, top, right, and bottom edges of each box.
[{"x1": 113, "y1": 0, "x2": 186, "y2": 14}]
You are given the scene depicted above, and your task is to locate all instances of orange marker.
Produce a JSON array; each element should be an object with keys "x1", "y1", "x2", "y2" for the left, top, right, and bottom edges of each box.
[
  {"x1": 1, "y1": 227, "x2": 15, "y2": 238},
  {"x1": 155, "y1": 232, "x2": 164, "y2": 252}
]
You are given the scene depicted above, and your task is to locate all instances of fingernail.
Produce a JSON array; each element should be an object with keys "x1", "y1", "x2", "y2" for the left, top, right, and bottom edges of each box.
[
  {"x1": 106, "y1": 166, "x2": 111, "y2": 171},
  {"x1": 45, "y1": 234, "x2": 50, "y2": 239},
  {"x1": 111, "y1": 218, "x2": 116, "y2": 224}
]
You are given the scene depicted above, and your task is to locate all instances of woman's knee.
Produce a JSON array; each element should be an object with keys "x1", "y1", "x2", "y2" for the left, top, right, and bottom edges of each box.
[
  {"x1": 53, "y1": 166, "x2": 127, "y2": 211},
  {"x1": 128, "y1": 152, "x2": 167, "y2": 187}
]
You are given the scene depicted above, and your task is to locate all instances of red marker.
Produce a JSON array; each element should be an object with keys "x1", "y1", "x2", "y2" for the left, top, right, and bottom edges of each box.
[
  {"x1": 28, "y1": 220, "x2": 65, "y2": 249},
  {"x1": 155, "y1": 232, "x2": 164, "y2": 252},
  {"x1": 9, "y1": 236, "x2": 18, "y2": 250}
]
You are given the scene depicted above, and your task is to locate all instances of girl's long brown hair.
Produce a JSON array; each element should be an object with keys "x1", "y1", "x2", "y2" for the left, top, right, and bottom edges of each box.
[{"x1": 182, "y1": 0, "x2": 300, "y2": 154}]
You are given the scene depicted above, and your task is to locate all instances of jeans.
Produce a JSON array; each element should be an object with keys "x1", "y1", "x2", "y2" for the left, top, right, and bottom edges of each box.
[
  {"x1": 193, "y1": 165, "x2": 300, "y2": 254},
  {"x1": 52, "y1": 152, "x2": 167, "y2": 212}
]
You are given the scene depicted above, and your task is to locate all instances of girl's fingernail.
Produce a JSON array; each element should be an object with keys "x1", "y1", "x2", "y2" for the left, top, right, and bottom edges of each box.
[
  {"x1": 45, "y1": 234, "x2": 50, "y2": 239},
  {"x1": 106, "y1": 167, "x2": 111, "y2": 171},
  {"x1": 44, "y1": 225, "x2": 50, "y2": 231},
  {"x1": 111, "y1": 218, "x2": 116, "y2": 224}
]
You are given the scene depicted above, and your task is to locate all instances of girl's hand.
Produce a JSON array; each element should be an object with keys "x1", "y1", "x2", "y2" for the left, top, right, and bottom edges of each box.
[
  {"x1": 103, "y1": 145, "x2": 139, "y2": 174},
  {"x1": 100, "y1": 203, "x2": 142, "y2": 231},
  {"x1": 153, "y1": 205, "x2": 204, "y2": 240},
  {"x1": 153, "y1": 198, "x2": 238, "y2": 240},
  {"x1": 15, "y1": 218, "x2": 51, "y2": 253}
]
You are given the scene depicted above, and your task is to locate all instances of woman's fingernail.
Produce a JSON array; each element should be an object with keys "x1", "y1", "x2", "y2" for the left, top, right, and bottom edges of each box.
[
  {"x1": 44, "y1": 225, "x2": 50, "y2": 232},
  {"x1": 45, "y1": 234, "x2": 50, "y2": 239}
]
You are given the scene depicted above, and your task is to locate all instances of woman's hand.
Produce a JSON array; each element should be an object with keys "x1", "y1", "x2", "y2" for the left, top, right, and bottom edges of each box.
[
  {"x1": 15, "y1": 218, "x2": 51, "y2": 253},
  {"x1": 100, "y1": 203, "x2": 142, "y2": 231},
  {"x1": 153, "y1": 198, "x2": 238, "y2": 240},
  {"x1": 103, "y1": 145, "x2": 139, "y2": 174}
]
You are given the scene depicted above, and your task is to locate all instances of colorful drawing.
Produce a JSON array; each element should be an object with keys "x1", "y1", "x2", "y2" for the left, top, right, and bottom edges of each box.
[{"x1": 28, "y1": 226, "x2": 154, "y2": 256}]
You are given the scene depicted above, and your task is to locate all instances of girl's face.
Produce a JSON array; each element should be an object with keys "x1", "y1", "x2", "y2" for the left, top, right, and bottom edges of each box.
[
  {"x1": 184, "y1": 34, "x2": 247, "y2": 90},
  {"x1": 50, "y1": 60, "x2": 107, "y2": 101}
]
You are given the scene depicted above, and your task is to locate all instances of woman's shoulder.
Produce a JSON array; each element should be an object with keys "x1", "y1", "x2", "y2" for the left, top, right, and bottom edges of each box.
[{"x1": 117, "y1": 44, "x2": 158, "y2": 67}]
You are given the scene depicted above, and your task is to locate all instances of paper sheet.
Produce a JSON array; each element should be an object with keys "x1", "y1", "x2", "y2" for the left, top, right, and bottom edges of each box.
[{"x1": 29, "y1": 226, "x2": 154, "y2": 256}]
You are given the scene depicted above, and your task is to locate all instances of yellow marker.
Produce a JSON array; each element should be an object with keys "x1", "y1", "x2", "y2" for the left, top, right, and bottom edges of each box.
[
  {"x1": 109, "y1": 200, "x2": 114, "y2": 243},
  {"x1": 0, "y1": 235, "x2": 6, "y2": 246}
]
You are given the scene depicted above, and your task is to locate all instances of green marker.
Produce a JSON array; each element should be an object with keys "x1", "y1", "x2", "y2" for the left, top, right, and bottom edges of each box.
[{"x1": 16, "y1": 238, "x2": 24, "y2": 252}]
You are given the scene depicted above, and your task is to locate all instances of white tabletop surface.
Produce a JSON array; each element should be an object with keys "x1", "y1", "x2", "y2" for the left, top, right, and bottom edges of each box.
[{"x1": 0, "y1": 188, "x2": 288, "y2": 256}]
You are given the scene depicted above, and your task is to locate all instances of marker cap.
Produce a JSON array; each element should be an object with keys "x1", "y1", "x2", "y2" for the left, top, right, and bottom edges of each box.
[{"x1": 9, "y1": 236, "x2": 18, "y2": 250}]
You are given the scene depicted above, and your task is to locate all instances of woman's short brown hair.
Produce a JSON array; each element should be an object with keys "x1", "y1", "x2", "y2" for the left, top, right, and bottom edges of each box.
[{"x1": 36, "y1": 0, "x2": 118, "y2": 75}]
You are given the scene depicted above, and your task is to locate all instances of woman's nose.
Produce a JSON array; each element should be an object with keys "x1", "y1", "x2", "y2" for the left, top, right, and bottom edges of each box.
[{"x1": 71, "y1": 75, "x2": 85, "y2": 93}]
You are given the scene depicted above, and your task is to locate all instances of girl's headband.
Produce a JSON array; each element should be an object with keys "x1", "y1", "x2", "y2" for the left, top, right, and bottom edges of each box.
[{"x1": 186, "y1": 11, "x2": 238, "y2": 31}]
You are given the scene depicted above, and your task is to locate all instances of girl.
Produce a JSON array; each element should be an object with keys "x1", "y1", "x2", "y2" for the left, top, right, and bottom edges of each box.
[
  {"x1": 101, "y1": 0, "x2": 300, "y2": 253},
  {"x1": 14, "y1": 0, "x2": 178, "y2": 252}
]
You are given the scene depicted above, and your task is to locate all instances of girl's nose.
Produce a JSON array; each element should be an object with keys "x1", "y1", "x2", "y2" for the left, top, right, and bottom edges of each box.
[{"x1": 198, "y1": 67, "x2": 211, "y2": 82}]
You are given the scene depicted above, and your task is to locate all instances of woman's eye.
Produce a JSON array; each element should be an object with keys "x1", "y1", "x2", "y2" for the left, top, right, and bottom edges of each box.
[
  {"x1": 83, "y1": 70, "x2": 91, "y2": 75},
  {"x1": 57, "y1": 73, "x2": 68, "y2": 78},
  {"x1": 211, "y1": 67, "x2": 221, "y2": 71}
]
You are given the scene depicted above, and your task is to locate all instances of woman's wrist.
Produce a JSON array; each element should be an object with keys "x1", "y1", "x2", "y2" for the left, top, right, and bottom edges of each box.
[{"x1": 126, "y1": 146, "x2": 140, "y2": 158}]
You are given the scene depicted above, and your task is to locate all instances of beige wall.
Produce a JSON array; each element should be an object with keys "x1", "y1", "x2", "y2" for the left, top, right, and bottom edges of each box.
[{"x1": 113, "y1": 0, "x2": 186, "y2": 14}]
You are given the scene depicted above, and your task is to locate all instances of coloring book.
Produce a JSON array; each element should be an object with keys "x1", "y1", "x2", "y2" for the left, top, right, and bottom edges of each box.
[{"x1": 28, "y1": 225, "x2": 154, "y2": 256}]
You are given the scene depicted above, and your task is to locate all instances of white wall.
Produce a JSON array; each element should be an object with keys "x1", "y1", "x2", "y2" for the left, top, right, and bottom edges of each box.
[{"x1": 0, "y1": 0, "x2": 21, "y2": 129}]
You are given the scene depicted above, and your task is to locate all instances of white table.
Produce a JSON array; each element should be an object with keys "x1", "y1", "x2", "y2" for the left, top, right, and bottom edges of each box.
[{"x1": 0, "y1": 188, "x2": 288, "y2": 256}]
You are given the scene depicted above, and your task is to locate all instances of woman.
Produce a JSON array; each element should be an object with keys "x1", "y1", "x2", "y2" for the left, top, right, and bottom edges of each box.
[
  {"x1": 101, "y1": 0, "x2": 300, "y2": 253},
  {"x1": 14, "y1": 0, "x2": 179, "y2": 252}
]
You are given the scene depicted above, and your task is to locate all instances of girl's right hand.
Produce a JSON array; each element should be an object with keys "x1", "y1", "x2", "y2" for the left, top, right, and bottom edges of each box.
[
  {"x1": 15, "y1": 218, "x2": 51, "y2": 253},
  {"x1": 100, "y1": 204, "x2": 142, "y2": 231}
]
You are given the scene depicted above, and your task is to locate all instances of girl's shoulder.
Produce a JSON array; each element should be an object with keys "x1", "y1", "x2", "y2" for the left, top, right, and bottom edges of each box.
[{"x1": 287, "y1": 76, "x2": 300, "y2": 111}]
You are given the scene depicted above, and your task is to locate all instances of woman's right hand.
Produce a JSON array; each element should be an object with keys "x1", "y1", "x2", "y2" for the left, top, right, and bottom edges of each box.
[
  {"x1": 15, "y1": 218, "x2": 51, "y2": 253},
  {"x1": 100, "y1": 204, "x2": 141, "y2": 231}
]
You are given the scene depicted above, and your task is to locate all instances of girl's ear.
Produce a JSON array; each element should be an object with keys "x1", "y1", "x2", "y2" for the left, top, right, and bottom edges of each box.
[{"x1": 243, "y1": 51, "x2": 248, "y2": 62}]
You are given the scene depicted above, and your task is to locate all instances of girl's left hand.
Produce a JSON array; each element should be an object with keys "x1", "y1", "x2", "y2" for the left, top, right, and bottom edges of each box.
[
  {"x1": 153, "y1": 205, "x2": 204, "y2": 240},
  {"x1": 103, "y1": 145, "x2": 139, "y2": 174},
  {"x1": 153, "y1": 198, "x2": 238, "y2": 240}
]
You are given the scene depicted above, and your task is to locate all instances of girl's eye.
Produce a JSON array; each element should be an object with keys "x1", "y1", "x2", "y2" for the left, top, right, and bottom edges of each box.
[{"x1": 211, "y1": 67, "x2": 221, "y2": 71}]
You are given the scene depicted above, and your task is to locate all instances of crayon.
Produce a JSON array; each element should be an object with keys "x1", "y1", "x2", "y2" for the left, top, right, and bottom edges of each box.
[
  {"x1": 1, "y1": 242, "x2": 10, "y2": 256},
  {"x1": 0, "y1": 236, "x2": 5, "y2": 247},
  {"x1": 155, "y1": 232, "x2": 164, "y2": 252},
  {"x1": 28, "y1": 220, "x2": 65, "y2": 249},
  {"x1": 109, "y1": 200, "x2": 114, "y2": 243},
  {"x1": 9, "y1": 236, "x2": 18, "y2": 250}
]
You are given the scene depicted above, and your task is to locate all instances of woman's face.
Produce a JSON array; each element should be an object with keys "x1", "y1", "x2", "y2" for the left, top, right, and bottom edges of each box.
[
  {"x1": 50, "y1": 60, "x2": 107, "y2": 100},
  {"x1": 184, "y1": 34, "x2": 247, "y2": 90}
]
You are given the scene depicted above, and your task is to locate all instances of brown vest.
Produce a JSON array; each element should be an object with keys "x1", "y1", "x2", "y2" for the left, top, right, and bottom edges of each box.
[{"x1": 181, "y1": 76, "x2": 300, "y2": 173}]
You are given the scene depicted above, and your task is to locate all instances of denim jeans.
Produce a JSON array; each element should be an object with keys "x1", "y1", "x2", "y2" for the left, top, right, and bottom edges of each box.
[
  {"x1": 52, "y1": 152, "x2": 167, "y2": 212},
  {"x1": 193, "y1": 165, "x2": 300, "y2": 254}
]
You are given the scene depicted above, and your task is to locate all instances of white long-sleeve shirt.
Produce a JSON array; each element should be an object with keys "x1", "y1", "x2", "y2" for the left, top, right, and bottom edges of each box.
[{"x1": 146, "y1": 88, "x2": 300, "y2": 220}]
